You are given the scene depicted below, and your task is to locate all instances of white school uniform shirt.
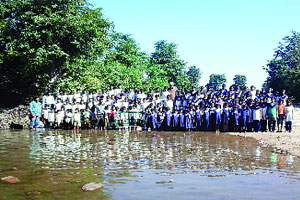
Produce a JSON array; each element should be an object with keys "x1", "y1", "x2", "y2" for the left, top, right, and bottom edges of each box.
[
  {"x1": 108, "y1": 90, "x2": 115, "y2": 98},
  {"x1": 73, "y1": 93, "x2": 81, "y2": 103},
  {"x1": 127, "y1": 92, "x2": 135, "y2": 100},
  {"x1": 61, "y1": 95, "x2": 69, "y2": 103},
  {"x1": 55, "y1": 102, "x2": 63, "y2": 111},
  {"x1": 42, "y1": 109, "x2": 50, "y2": 120},
  {"x1": 114, "y1": 89, "x2": 122, "y2": 97},
  {"x1": 64, "y1": 104, "x2": 72, "y2": 112},
  {"x1": 73, "y1": 113, "x2": 81, "y2": 123},
  {"x1": 166, "y1": 100, "x2": 174, "y2": 110},
  {"x1": 82, "y1": 93, "x2": 89, "y2": 103},
  {"x1": 261, "y1": 106, "x2": 268, "y2": 120},
  {"x1": 161, "y1": 91, "x2": 170, "y2": 100},
  {"x1": 252, "y1": 108, "x2": 262, "y2": 121},
  {"x1": 48, "y1": 112, "x2": 55, "y2": 122},
  {"x1": 121, "y1": 101, "x2": 129, "y2": 108},
  {"x1": 56, "y1": 112, "x2": 64, "y2": 123},
  {"x1": 72, "y1": 104, "x2": 79, "y2": 112},
  {"x1": 78, "y1": 104, "x2": 86, "y2": 111},
  {"x1": 137, "y1": 93, "x2": 147, "y2": 100},
  {"x1": 285, "y1": 106, "x2": 294, "y2": 122},
  {"x1": 68, "y1": 94, "x2": 74, "y2": 102}
]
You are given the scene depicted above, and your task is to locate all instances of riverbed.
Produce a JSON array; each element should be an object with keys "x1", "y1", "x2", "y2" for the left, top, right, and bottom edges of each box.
[{"x1": 1, "y1": 130, "x2": 300, "y2": 200}]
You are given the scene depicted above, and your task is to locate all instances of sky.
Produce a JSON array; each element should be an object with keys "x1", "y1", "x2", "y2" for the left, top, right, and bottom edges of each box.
[{"x1": 89, "y1": 0, "x2": 300, "y2": 88}]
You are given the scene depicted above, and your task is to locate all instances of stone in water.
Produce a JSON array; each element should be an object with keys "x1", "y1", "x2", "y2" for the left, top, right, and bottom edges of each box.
[
  {"x1": 1, "y1": 176, "x2": 20, "y2": 184},
  {"x1": 82, "y1": 182, "x2": 103, "y2": 191}
]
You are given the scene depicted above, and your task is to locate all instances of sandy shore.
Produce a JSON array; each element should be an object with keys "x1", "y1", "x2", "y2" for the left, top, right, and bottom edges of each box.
[{"x1": 228, "y1": 103, "x2": 300, "y2": 158}]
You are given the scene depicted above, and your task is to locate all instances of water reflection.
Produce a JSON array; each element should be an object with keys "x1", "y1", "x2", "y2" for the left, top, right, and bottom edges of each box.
[
  {"x1": 28, "y1": 130, "x2": 300, "y2": 175},
  {"x1": 1, "y1": 130, "x2": 300, "y2": 200}
]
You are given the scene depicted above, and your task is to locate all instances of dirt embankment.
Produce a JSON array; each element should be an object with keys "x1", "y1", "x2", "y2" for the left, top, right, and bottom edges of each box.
[{"x1": 229, "y1": 103, "x2": 300, "y2": 157}]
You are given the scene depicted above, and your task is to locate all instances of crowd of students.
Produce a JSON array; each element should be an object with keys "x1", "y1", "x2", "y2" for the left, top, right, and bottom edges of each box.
[{"x1": 28, "y1": 83, "x2": 294, "y2": 133}]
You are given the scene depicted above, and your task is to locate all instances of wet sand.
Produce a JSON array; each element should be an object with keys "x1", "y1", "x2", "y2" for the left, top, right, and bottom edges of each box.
[{"x1": 228, "y1": 103, "x2": 300, "y2": 158}]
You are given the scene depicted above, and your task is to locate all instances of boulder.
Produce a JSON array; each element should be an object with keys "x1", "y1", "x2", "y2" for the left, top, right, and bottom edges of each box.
[
  {"x1": 1, "y1": 176, "x2": 20, "y2": 184},
  {"x1": 82, "y1": 182, "x2": 103, "y2": 191}
]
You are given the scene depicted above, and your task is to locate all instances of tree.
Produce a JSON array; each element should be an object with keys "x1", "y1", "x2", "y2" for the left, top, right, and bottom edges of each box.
[
  {"x1": 233, "y1": 74, "x2": 247, "y2": 89},
  {"x1": 264, "y1": 31, "x2": 300, "y2": 100},
  {"x1": 208, "y1": 74, "x2": 227, "y2": 88},
  {"x1": 0, "y1": 0, "x2": 110, "y2": 105},
  {"x1": 150, "y1": 40, "x2": 191, "y2": 89},
  {"x1": 187, "y1": 65, "x2": 202, "y2": 88}
]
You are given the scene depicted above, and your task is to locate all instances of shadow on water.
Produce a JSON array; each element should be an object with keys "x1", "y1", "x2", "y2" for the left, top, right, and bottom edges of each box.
[{"x1": 0, "y1": 130, "x2": 300, "y2": 200}]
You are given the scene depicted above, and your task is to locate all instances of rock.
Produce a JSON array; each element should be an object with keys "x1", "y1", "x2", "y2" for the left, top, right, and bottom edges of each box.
[
  {"x1": 82, "y1": 182, "x2": 103, "y2": 191},
  {"x1": 1, "y1": 176, "x2": 20, "y2": 184}
]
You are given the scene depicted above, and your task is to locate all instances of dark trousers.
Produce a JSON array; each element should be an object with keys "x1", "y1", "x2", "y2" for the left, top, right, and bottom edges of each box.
[
  {"x1": 286, "y1": 121, "x2": 292, "y2": 132},
  {"x1": 253, "y1": 120, "x2": 261, "y2": 132},
  {"x1": 260, "y1": 120, "x2": 267, "y2": 132},
  {"x1": 268, "y1": 120, "x2": 276, "y2": 132}
]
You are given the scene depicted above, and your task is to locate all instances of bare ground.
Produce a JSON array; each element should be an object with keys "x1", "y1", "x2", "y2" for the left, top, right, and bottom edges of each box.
[{"x1": 228, "y1": 103, "x2": 300, "y2": 158}]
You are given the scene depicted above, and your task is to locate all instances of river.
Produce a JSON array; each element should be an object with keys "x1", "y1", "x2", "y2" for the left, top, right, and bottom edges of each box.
[{"x1": 0, "y1": 130, "x2": 300, "y2": 199}]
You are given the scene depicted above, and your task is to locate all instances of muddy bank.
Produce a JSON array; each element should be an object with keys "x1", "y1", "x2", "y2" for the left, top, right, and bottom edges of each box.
[
  {"x1": 228, "y1": 103, "x2": 300, "y2": 158},
  {"x1": 0, "y1": 106, "x2": 30, "y2": 129},
  {"x1": 228, "y1": 132, "x2": 300, "y2": 158}
]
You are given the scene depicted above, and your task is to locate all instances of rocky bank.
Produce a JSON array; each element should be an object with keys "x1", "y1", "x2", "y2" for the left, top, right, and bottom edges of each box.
[{"x1": 0, "y1": 105, "x2": 30, "y2": 129}]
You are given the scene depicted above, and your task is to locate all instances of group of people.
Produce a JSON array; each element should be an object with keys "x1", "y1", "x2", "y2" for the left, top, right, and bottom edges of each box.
[{"x1": 28, "y1": 83, "x2": 294, "y2": 133}]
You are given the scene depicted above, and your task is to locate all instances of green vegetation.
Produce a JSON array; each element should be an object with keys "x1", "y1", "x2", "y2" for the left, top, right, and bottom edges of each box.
[
  {"x1": 264, "y1": 31, "x2": 300, "y2": 100},
  {"x1": 208, "y1": 74, "x2": 227, "y2": 88},
  {"x1": 0, "y1": 0, "x2": 200, "y2": 105},
  {"x1": 233, "y1": 74, "x2": 247, "y2": 89}
]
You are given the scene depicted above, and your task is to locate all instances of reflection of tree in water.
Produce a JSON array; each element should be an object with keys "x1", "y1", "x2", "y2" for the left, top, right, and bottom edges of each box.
[{"x1": 29, "y1": 131, "x2": 300, "y2": 175}]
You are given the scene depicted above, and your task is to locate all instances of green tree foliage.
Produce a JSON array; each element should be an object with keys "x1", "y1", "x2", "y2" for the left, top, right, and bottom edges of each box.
[
  {"x1": 208, "y1": 74, "x2": 227, "y2": 88},
  {"x1": 187, "y1": 65, "x2": 202, "y2": 88},
  {"x1": 0, "y1": 0, "x2": 110, "y2": 102},
  {"x1": 233, "y1": 74, "x2": 247, "y2": 89},
  {"x1": 264, "y1": 31, "x2": 300, "y2": 100},
  {"x1": 150, "y1": 40, "x2": 192, "y2": 89}
]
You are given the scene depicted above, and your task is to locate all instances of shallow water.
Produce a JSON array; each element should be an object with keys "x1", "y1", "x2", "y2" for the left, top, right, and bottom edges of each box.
[{"x1": 0, "y1": 130, "x2": 300, "y2": 200}]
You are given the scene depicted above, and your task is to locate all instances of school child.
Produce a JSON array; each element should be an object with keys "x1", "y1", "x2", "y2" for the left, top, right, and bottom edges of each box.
[
  {"x1": 240, "y1": 105, "x2": 248, "y2": 132},
  {"x1": 104, "y1": 105, "x2": 111, "y2": 129},
  {"x1": 203, "y1": 106, "x2": 210, "y2": 131},
  {"x1": 209, "y1": 105, "x2": 216, "y2": 131},
  {"x1": 48, "y1": 109, "x2": 55, "y2": 128},
  {"x1": 128, "y1": 106, "x2": 136, "y2": 131},
  {"x1": 174, "y1": 93, "x2": 182, "y2": 111},
  {"x1": 82, "y1": 108, "x2": 91, "y2": 129},
  {"x1": 149, "y1": 109, "x2": 157, "y2": 131},
  {"x1": 285, "y1": 100, "x2": 294, "y2": 132},
  {"x1": 276, "y1": 100, "x2": 286, "y2": 132},
  {"x1": 112, "y1": 107, "x2": 121, "y2": 131},
  {"x1": 120, "y1": 107, "x2": 129, "y2": 131},
  {"x1": 221, "y1": 103, "x2": 230, "y2": 132},
  {"x1": 156, "y1": 107, "x2": 164, "y2": 131},
  {"x1": 163, "y1": 107, "x2": 172, "y2": 131},
  {"x1": 55, "y1": 98, "x2": 63, "y2": 112},
  {"x1": 179, "y1": 109, "x2": 185, "y2": 131},
  {"x1": 171, "y1": 109, "x2": 179, "y2": 130},
  {"x1": 64, "y1": 110, "x2": 73, "y2": 129},
  {"x1": 215, "y1": 104, "x2": 221, "y2": 133},
  {"x1": 165, "y1": 95, "x2": 174, "y2": 111},
  {"x1": 184, "y1": 110, "x2": 192, "y2": 131},
  {"x1": 73, "y1": 108, "x2": 81, "y2": 130},
  {"x1": 42, "y1": 92, "x2": 55, "y2": 109},
  {"x1": 42, "y1": 105, "x2": 50, "y2": 128},
  {"x1": 73, "y1": 89, "x2": 82, "y2": 103},
  {"x1": 267, "y1": 98, "x2": 277, "y2": 132},
  {"x1": 232, "y1": 107, "x2": 240, "y2": 132},
  {"x1": 194, "y1": 106, "x2": 201, "y2": 131},
  {"x1": 252, "y1": 103, "x2": 262, "y2": 132},
  {"x1": 55, "y1": 110, "x2": 64, "y2": 129},
  {"x1": 260, "y1": 102, "x2": 268, "y2": 132},
  {"x1": 94, "y1": 101, "x2": 105, "y2": 130},
  {"x1": 78, "y1": 100, "x2": 86, "y2": 112}
]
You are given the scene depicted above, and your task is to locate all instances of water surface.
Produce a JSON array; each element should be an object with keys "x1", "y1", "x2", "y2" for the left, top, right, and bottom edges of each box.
[{"x1": 0, "y1": 130, "x2": 300, "y2": 200}]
